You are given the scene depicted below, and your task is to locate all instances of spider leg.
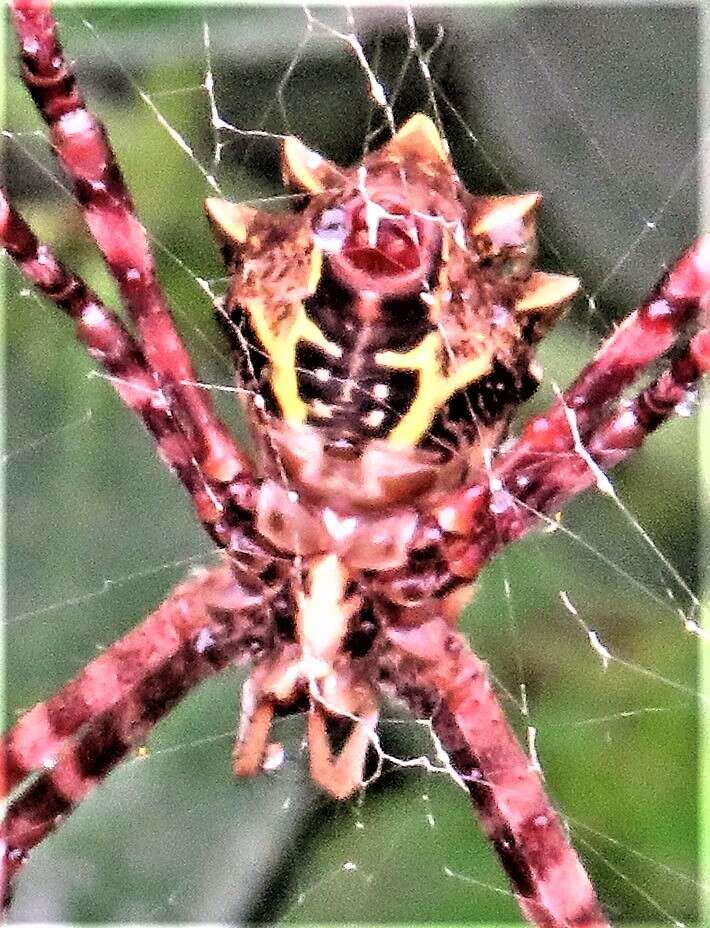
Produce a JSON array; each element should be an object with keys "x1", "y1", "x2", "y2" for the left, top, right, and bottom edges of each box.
[
  {"x1": 372, "y1": 240, "x2": 709, "y2": 926},
  {"x1": 381, "y1": 616, "x2": 609, "y2": 928},
  {"x1": 512, "y1": 236, "x2": 710, "y2": 449},
  {"x1": 494, "y1": 325, "x2": 708, "y2": 518},
  {"x1": 1, "y1": 192, "x2": 236, "y2": 533},
  {"x1": 9, "y1": 0, "x2": 248, "y2": 485},
  {"x1": 2, "y1": 562, "x2": 256, "y2": 794},
  {"x1": 1, "y1": 562, "x2": 275, "y2": 907},
  {"x1": 232, "y1": 667, "x2": 280, "y2": 778},
  {"x1": 586, "y1": 340, "x2": 707, "y2": 466},
  {"x1": 438, "y1": 236, "x2": 710, "y2": 580}
]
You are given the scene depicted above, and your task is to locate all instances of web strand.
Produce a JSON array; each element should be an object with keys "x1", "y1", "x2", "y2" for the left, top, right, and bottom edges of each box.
[{"x1": 4, "y1": 5, "x2": 703, "y2": 924}]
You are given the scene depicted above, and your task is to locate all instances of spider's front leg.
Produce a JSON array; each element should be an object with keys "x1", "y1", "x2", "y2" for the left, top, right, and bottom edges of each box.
[
  {"x1": 7, "y1": 0, "x2": 255, "y2": 524},
  {"x1": 0, "y1": 192, "x2": 234, "y2": 536},
  {"x1": 4, "y1": 1, "x2": 294, "y2": 586}
]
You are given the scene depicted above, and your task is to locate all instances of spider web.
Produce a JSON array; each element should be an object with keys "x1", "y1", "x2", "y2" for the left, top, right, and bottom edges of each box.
[{"x1": 3, "y1": 3, "x2": 708, "y2": 924}]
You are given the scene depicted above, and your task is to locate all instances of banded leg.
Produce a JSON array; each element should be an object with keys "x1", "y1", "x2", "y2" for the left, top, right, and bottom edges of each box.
[
  {"x1": 440, "y1": 236, "x2": 710, "y2": 580},
  {"x1": 586, "y1": 344, "x2": 709, "y2": 467},
  {"x1": 1, "y1": 563, "x2": 275, "y2": 906},
  {"x1": 2, "y1": 562, "x2": 269, "y2": 793},
  {"x1": 381, "y1": 616, "x2": 609, "y2": 928},
  {"x1": 9, "y1": 0, "x2": 246, "y2": 484},
  {"x1": 508, "y1": 235, "x2": 710, "y2": 457},
  {"x1": 1, "y1": 191, "x2": 239, "y2": 532},
  {"x1": 2, "y1": 188, "x2": 283, "y2": 572}
]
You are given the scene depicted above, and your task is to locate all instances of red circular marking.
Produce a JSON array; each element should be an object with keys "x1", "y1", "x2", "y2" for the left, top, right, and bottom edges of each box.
[
  {"x1": 343, "y1": 204, "x2": 422, "y2": 276},
  {"x1": 323, "y1": 191, "x2": 440, "y2": 297}
]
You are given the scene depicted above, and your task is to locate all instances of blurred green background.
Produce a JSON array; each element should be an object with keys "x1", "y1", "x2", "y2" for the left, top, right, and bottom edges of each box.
[{"x1": 4, "y1": 4, "x2": 704, "y2": 924}]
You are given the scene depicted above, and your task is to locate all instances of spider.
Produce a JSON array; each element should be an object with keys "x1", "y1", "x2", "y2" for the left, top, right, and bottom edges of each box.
[{"x1": 3, "y1": 3, "x2": 708, "y2": 924}]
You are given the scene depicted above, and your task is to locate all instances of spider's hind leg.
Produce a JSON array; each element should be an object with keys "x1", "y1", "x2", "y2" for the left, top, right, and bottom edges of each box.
[{"x1": 1, "y1": 562, "x2": 273, "y2": 908}]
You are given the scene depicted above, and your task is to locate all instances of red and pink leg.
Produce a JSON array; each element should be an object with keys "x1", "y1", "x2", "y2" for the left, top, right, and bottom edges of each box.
[
  {"x1": 0, "y1": 193, "x2": 232, "y2": 531},
  {"x1": 1, "y1": 562, "x2": 280, "y2": 905},
  {"x1": 384, "y1": 616, "x2": 610, "y2": 928},
  {"x1": 10, "y1": 0, "x2": 246, "y2": 485},
  {"x1": 439, "y1": 236, "x2": 710, "y2": 579},
  {"x1": 380, "y1": 237, "x2": 709, "y2": 927}
]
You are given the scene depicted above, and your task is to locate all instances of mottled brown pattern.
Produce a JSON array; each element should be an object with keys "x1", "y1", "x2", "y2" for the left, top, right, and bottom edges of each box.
[
  {"x1": 3, "y1": 2, "x2": 709, "y2": 923},
  {"x1": 221, "y1": 117, "x2": 550, "y2": 461}
]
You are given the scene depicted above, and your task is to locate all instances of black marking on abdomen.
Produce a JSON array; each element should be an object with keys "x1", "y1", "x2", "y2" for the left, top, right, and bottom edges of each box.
[
  {"x1": 423, "y1": 358, "x2": 538, "y2": 452},
  {"x1": 296, "y1": 271, "x2": 428, "y2": 444},
  {"x1": 294, "y1": 340, "x2": 417, "y2": 443},
  {"x1": 219, "y1": 303, "x2": 282, "y2": 417},
  {"x1": 307, "y1": 273, "x2": 430, "y2": 353}
]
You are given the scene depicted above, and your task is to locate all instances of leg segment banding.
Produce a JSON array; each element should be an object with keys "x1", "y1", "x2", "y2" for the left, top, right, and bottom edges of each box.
[
  {"x1": 9, "y1": 0, "x2": 248, "y2": 486},
  {"x1": 428, "y1": 237, "x2": 710, "y2": 582},
  {"x1": 1, "y1": 562, "x2": 278, "y2": 906},
  {"x1": 381, "y1": 615, "x2": 610, "y2": 928}
]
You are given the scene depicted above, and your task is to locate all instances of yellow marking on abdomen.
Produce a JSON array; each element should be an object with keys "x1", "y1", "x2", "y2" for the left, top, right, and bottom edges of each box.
[
  {"x1": 244, "y1": 250, "x2": 340, "y2": 424},
  {"x1": 376, "y1": 332, "x2": 493, "y2": 448}
]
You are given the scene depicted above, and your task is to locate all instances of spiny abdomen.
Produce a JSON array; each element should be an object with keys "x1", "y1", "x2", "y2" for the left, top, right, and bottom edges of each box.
[{"x1": 207, "y1": 113, "x2": 579, "y2": 468}]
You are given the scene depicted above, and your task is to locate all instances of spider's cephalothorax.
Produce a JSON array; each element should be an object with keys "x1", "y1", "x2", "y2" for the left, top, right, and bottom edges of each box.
[{"x1": 207, "y1": 115, "x2": 580, "y2": 512}]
